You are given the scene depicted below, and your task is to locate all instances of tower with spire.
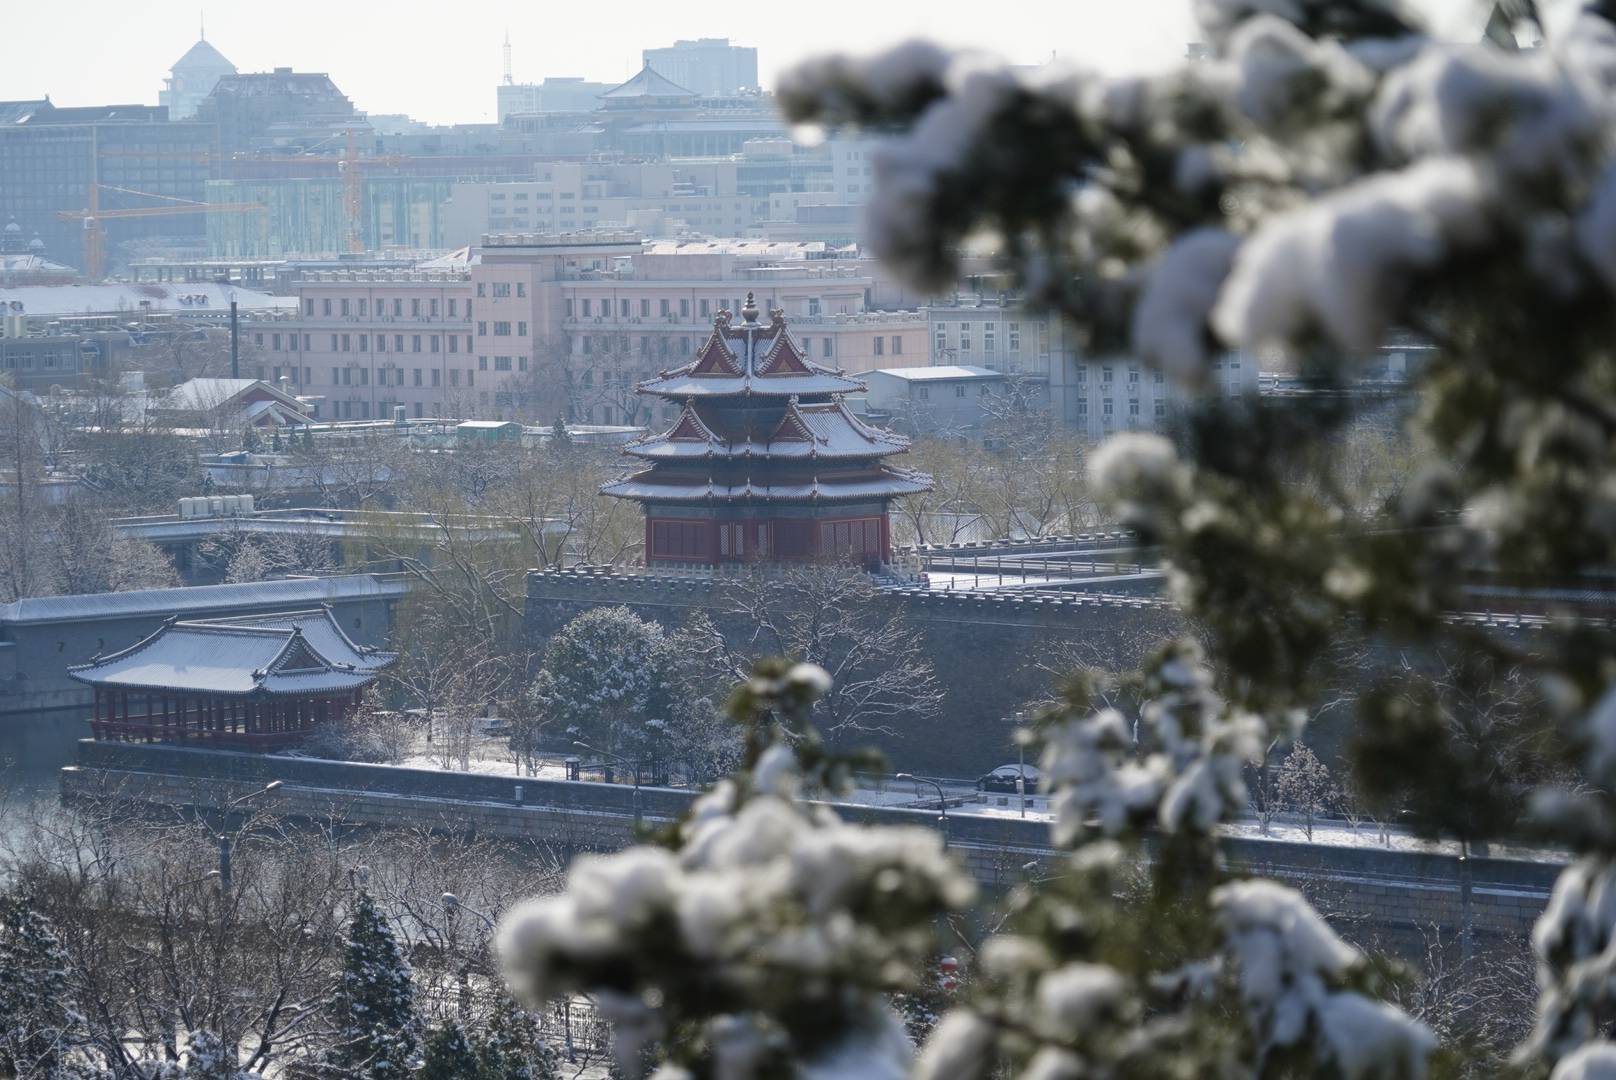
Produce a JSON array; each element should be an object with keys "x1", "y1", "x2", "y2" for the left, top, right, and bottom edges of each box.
[
  {"x1": 602, "y1": 293, "x2": 931, "y2": 568},
  {"x1": 160, "y1": 26, "x2": 237, "y2": 120}
]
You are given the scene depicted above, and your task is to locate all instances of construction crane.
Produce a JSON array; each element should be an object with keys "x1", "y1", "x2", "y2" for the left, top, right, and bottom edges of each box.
[
  {"x1": 55, "y1": 183, "x2": 266, "y2": 280},
  {"x1": 99, "y1": 128, "x2": 405, "y2": 256}
]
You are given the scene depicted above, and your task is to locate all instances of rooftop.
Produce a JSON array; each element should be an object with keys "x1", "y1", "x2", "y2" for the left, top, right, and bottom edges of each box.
[
  {"x1": 867, "y1": 365, "x2": 1004, "y2": 382},
  {"x1": 0, "y1": 574, "x2": 406, "y2": 627},
  {"x1": 69, "y1": 606, "x2": 392, "y2": 697},
  {"x1": 0, "y1": 282, "x2": 292, "y2": 317}
]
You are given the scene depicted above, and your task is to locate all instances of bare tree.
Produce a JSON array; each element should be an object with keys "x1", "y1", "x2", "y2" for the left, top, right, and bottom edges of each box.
[
  {"x1": 721, "y1": 563, "x2": 943, "y2": 740},
  {"x1": 1275, "y1": 741, "x2": 1340, "y2": 841}
]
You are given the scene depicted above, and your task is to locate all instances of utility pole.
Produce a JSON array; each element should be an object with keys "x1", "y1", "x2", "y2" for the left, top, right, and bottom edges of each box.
[{"x1": 229, "y1": 297, "x2": 239, "y2": 379}]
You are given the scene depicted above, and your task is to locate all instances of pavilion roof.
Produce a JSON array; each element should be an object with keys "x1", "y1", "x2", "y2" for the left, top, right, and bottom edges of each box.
[
  {"x1": 600, "y1": 465, "x2": 933, "y2": 504},
  {"x1": 625, "y1": 398, "x2": 908, "y2": 462},
  {"x1": 637, "y1": 294, "x2": 865, "y2": 399},
  {"x1": 69, "y1": 607, "x2": 389, "y2": 696}
]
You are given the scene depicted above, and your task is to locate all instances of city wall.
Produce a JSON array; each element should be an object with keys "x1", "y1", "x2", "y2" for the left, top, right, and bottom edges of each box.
[
  {"x1": 524, "y1": 561, "x2": 1182, "y2": 776},
  {"x1": 62, "y1": 741, "x2": 1561, "y2": 941}
]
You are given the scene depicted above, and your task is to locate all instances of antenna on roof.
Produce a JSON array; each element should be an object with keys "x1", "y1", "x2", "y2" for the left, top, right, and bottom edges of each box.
[
  {"x1": 200, "y1": 10, "x2": 206, "y2": 40},
  {"x1": 503, "y1": 30, "x2": 513, "y2": 85}
]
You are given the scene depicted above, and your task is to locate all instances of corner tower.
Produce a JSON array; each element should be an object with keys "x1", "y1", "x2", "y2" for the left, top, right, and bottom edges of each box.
[{"x1": 603, "y1": 293, "x2": 931, "y2": 567}]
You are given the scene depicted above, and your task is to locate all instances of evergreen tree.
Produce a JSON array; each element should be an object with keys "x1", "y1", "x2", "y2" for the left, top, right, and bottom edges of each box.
[
  {"x1": 241, "y1": 426, "x2": 262, "y2": 454},
  {"x1": 183, "y1": 1031, "x2": 246, "y2": 1080},
  {"x1": 549, "y1": 418, "x2": 570, "y2": 448},
  {"x1": 476, "y1": 992, "x2": 559, "y2": 1080},
  {"x1": 415, "y1": 1023, "x2": 477, "y2": 1080},
  {"x1": 270, "y1": 428, "x2": 283, "y2": 452},
  {"x1": 325, "y1": 890, "x2": 418, "y2": 1080},
  {"x1": 0, "y1": 890, "x2": 74, "y2": 1079}
]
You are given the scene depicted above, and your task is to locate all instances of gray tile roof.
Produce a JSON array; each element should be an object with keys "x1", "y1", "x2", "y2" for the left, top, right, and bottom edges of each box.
[
  {"x1": 0, "y1": 574, "x2": 406, "y2": 626},
  {"x1": 69, "y1": 607, "x2": 390, "y2": 696}
]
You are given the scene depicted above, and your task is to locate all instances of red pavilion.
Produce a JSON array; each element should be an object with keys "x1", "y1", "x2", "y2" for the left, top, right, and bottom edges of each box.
[{"x1": 603, "y1": 293, "x2": 931, "y2": 567}]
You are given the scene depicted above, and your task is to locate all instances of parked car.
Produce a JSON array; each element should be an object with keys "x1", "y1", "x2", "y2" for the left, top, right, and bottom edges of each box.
[{"x1": 977, "y1": 763, "x2": 1040, "y2": 793}]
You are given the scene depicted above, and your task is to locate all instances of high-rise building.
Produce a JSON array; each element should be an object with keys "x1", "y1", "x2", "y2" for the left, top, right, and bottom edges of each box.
[
  {"x1": 641, "y1": 38, "x2": 759, "y2": 98},
  {"x1": 159, "y1": 34, "x2": 237, "y2": 121},
  {"x1": 197, "y1": 68, "x2": 360, "y2": 154}
]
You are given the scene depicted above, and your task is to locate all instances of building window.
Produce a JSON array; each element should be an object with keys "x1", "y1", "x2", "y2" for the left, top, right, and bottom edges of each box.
[
  {"x1": 358, "y1": 334, "x2": 368, "y2": 351},
  {"x1": 581, "y1": 299, "x2": 592, "y2": 317},
  {"x1": 934, "y1": 327, "x2": 947, "y2": 354},
  {"x1": 680, "y1": 299, "x2": 690, "y2": 318},
  {"x1": 700, "y1": 299, "x2": 710, "y2": 318},
  {"x1": 1008, "y1": 322, "x2": 1021, "y2": 351},
  {"x1": 493, "y1": 282, "x2": 511, "y2": 298},
  {"x1": 430, "y1": 335, "x2": 440, "y2": 353},
  {"x1": 808, "y1": 298, "x2": 821, "y2": 316},
  {"x1": 893, "y1": 336, "x2": 903, "y2": 355},
  {"x1": 563, "y1": 300, "x2": 573, "y2": 318},
  {"x1": 432, "y1": 369, "x2": 441, "y2": 387},
  {"x1": 413, "y1": 335, "x2": 422, "y2": 353},
  {"x1": 322, "y1": 299, "x2": 332, "y2": 316},
  {"x1": 448, "y1": 299, "x2": 458, "y2": 317},
  {"x1": 479, "y1": 356, "x2": 488, "y2": 371},
  {"x1": 1103, "y1": 399, "x2": 1114, "y2": 416},
  {"x1": 340, "y1": 299, "x2": 350, "y2": 316},
  {"x1": 395, "y1": 335, "x2": 404, "y2": 352},
  {"x1": 984, "y1": 326, "x2": 996, "y2": 352},
  {"x1": 411, "y1": 299, "x2": 421, "y2": 317},
  {"x1": 1102, "y1": 366, "x2": 1114, "y2": 383},
  {"x1": 430, "y1": 299, "x2": 439, "y2": 317},
  {"x1": 495, "y1": 356, "x2": 512, "y2": 371},
  {"x1": 476, "y1": 283, "x2": 486, "y2": 298},
  {"x1": 1155, "y1": 400, "x2": 1166, "y2": 417},
  {"x1": 478, "y1": 321, "x2": 488, "y2": 336},
  {"x1": 660, "y1": 299, "x2": 671, "y2": 317},
  {"x1": 414, "y1": 368, "x2": 422, "y2": 386},
  {"x1": 918, "y1": 386, "x2": 930, "y2": 401},
  {"x1": 959, "y1": 322, "x2": 971, "y2": 352},
  {"x1": 304, "y1": 298, "x2": 314, "y2": 315},
  {"x1": 1077, "y1": 399, "x2": 1088, "y2": 416},
  {"x1": 955, "y1": 384, "x2": 967, "y2": 398},
  {"x1": 873, "y1": 336, "x2": 884, "y2": 356},
  {"x1": 640, "y1": 298, "x2": 651, "y2": 317},
  {"x1": 517, "y1": 321, "x2": 527, "y2": 337},
  {"x1": 448, "y1": 336, "x2": 458, "y2": 353},
  {"x1": 823, "y1": 339, "x2": 833, "y2": 358},
  {"x1": 1129, "y1": 365, "x2": 1140, "y2": 383}
]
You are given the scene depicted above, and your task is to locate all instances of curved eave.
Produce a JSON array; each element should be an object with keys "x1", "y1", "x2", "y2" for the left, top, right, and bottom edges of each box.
[
  {"x1": 638, "y1": 374, "x2": 866, "y2": 398},
  {"x1": 601, "y1": 471, "x2": 934, "y2": 504},
  {"x1": 623, "y1": 441, "x2": 908, "y2": 462},
  {"x1": 68, "y1": 671, "x2": 378, "y2": 696}
]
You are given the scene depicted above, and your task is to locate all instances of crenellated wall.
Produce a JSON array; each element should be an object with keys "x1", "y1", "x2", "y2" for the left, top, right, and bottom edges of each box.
[{"x1": 524, "y1": 563, "x2": 1182, "y2": 775}]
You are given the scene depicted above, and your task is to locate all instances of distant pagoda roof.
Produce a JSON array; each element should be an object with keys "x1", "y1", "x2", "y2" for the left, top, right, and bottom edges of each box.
[
  {"x1": 69, "y1": 607, "x2": 393, "y2": 697},
  {"x1": 600, "y1": 64, "x2": 699, "y2": 101},
  {"x1": 638, "y1": 292, "x2": 866, "y2": 399}
]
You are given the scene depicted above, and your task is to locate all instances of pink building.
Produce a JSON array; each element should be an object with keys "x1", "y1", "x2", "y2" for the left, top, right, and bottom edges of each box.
[{"x1": 259, "y1": 233, "x2": 928, "y2": 423}]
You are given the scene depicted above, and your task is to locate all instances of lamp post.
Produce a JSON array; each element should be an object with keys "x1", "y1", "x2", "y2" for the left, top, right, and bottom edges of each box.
[
  {"x1": 217, "y1": 780, "x2": 282, "y2": 890},
  {"x1": 575, "y1": 740, "x2": 641, "y2": 829},
  {"x1": 897, "y1": 772, "x2": 948, "y2": 848}
]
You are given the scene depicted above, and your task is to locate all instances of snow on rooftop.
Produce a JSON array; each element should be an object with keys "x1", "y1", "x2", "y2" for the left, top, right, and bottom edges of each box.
[
  {"x1": 868, "y1": 365, "x2": 1002, "y2": 381},
  {"x1": 0, "y1": 281, "x2": 292, "y2": 317}
]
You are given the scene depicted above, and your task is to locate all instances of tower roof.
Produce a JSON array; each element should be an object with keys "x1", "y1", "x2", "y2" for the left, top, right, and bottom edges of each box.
[
  {"x1": 171, "y1": 37, "x2": 237, "y2": 73},
  {"x1": 638, "y1": 293, "x2": 866, "y2": 399}
]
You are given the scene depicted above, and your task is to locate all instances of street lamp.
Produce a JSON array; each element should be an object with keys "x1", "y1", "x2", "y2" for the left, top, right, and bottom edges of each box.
[
  {"x1": 217, "y1": 780, "x2": 283, "y2": 889},
  {"x1": 440, "y1": 892, "x2": 496, "y2": 931},
  {"x1": 575, "y1": 740, "x2": 641, "y2": 829},
  {"x1": 897, "y1": 773, "x2": 949, "y2": 848}
]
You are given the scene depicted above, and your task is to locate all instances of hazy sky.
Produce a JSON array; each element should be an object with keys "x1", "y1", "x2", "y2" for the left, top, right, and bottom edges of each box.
[{"x1": 3, "y1": 1, "x2": 1200, "y2": 125}]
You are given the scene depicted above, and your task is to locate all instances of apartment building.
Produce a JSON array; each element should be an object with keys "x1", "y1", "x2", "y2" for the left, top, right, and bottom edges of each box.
[
  {"x1": 442, "y1": 163, "x2": 761, "y2": 244},
  {"x1": 924, "y1": 301, "x2": 1260, "y2": 439},
  {"x1": 264, "y1": 232, "x2": 929, "y2": 424},
  {"x1": 247, "y1": 269, "x2": 477, "y2": 421}
]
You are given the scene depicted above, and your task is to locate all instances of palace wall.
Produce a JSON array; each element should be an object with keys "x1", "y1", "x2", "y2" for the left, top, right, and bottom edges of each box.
[{"x1": 524, "y1": 559, "x2": 1182, "y2": 776}]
